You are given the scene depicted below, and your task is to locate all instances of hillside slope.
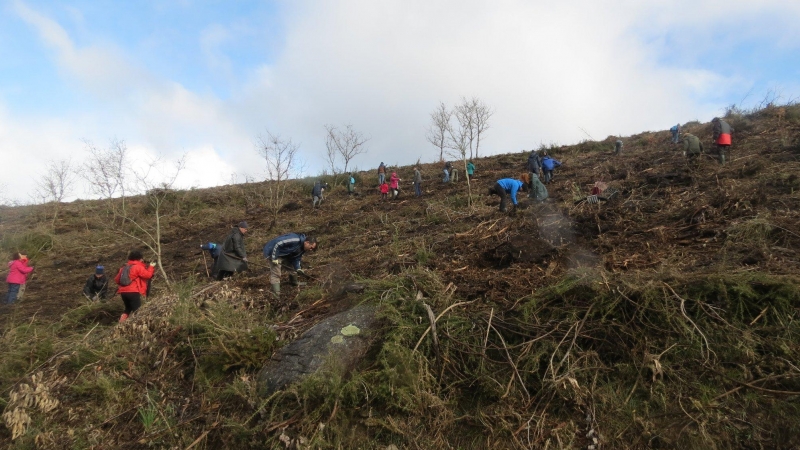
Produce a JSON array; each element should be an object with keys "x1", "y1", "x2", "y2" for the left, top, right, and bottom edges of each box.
[{"x1": 1, "y1": 104, "x2": 800, "y2": 449}]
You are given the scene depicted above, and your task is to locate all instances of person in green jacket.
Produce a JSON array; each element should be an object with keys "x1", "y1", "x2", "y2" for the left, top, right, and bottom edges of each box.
[
  {"x1": 682, "y1": 133, "x2": 704, "y2": 158},
  {"x1": 466, "y1": 161, "x2": 475, "y2": 180}
]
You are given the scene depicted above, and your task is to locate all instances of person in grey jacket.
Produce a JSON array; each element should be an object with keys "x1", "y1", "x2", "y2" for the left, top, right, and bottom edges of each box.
[
  {"x1": 262, "y1": 233, "x2": 318, "y2": 297},
  {"x1": 712, "y1": 117, "x2": 734, "y2": 164},
  {"x1": 212, "y1": 222, "x2": 249, "y2": 280},
  {"x1": 413, "y1": 167, "x2": 423, "y2": 197}
]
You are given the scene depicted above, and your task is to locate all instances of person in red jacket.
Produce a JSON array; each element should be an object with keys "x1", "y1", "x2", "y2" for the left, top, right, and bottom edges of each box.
[
  {"x1": 6, "y1": 252, "x2": 34, "y2": 304},
  {"x1": 114, "y1": 250, "x2": 155, "y2": 323}
]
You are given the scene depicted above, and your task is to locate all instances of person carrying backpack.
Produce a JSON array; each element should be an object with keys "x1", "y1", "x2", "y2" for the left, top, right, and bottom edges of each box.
[{"x1": 114, "y1": 250, "x2": 155, "y2": 323}]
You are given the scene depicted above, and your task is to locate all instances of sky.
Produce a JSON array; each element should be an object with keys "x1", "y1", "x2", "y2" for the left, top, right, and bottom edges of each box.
[{"x1": 1, "y1": 0, "x2": 799, "y2": 203}]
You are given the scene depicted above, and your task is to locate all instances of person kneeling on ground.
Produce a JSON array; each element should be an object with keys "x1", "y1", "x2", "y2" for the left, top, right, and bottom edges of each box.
[
  {"x1": 488, "y1": 178, "x2": 528, "y2": 212},
  {"x1": 115, "y1": 250, "x2": 155, "y2": 323},
  {"x1": 262, "y1": 233, "x2": 318, "y2": 298},
  {"x1": 83, "y1": 265, "x2": 109, "y2": 302}
]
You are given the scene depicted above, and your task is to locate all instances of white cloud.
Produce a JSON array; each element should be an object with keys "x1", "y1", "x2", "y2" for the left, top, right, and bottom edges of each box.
[{"x1": 3, "y1": 0, "x2": 799, "y2": 202}]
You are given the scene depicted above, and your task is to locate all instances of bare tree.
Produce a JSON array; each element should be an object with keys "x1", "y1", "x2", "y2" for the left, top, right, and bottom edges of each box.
[
  {"x1": 452, "y1": 98, "x2": 477, "y2": 159},
  {"x1": 472, "y1": 98, "x2": 493, "y2": 158},
  {"x1": 256, "y1": 130, "x2": 300, "y2": 219},
  {"x1": 324, "y1": 124, "x2": 369, "y2": 175},
  {"x1": 446, "y1": 116, "x2": 474, "y2": 207},
  {"x1": 426, "y1": 102, "x2": 451, "y2": 161},
  {"x1": 117, "y1": 156, "x2": 186, "y2": 285},
  {"x1": 81, "y1": 138, "x2": 128, "y2": 213},
  {"x1": 34, "y1": 159, "x2": 75, "y2": 226}
]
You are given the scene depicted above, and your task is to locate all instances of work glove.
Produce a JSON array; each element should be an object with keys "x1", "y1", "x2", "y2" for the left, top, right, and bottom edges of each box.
[
  {"x1": 242, "y1": 257, "x2": 248, "y2": 262},
  {"x1": 272, "y1": 259, "x2": 280, "y2": 266},
  {"x1": 149, "y1": 262, "x2": 157, "y2": 267}
]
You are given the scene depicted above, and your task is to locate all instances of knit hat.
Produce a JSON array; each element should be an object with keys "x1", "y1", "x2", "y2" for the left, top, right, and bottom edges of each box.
[
  {"x1": 95, "y1": 265, "x2": 104, "y2": 275},
  {"x1": 238, "y1": 221, "x2": 249, "y2": 229}
]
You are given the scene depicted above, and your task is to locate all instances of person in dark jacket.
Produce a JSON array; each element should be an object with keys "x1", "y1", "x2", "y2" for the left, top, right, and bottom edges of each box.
[
  {"x1": 262, "y1": 233, "x2": 318, "y2": 297},
  {"x1": 541, "y1": 152, "x2": 562, "y2": 183},
  {"x1": 712, "y1": 117, "x2": 734, "y2": 164},
  {"x1": 488, "y1": 178, "x2": 528, "y2": 212},
  {"x1": 212, "y1": 222, "x2": 249, "y2": 280},
  {"x1": 443, "y1": 161, "x2": 452, "y2": 183},
  {"x1": 311, "y1": 181, "x2": 327, "y2": 208},
  {"x1": 83, "y1": 265, "x2": 109, "y2": 301},
  {"x1": 114, "y1": 250, "x2": 155, "y2": 323},
  {"x1": 526, "y1": 150, "x2": 542, "y2": 176},
  {"x1": 413, "y1": 167, "x2": 423, "y2": 197},
  {"x1": 614, "y1": 140, "x2": 623, "y2": 155}
]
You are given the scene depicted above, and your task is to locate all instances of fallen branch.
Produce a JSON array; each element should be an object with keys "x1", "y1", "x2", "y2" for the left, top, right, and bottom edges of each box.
[{"x1": 413, "y1": 300, "x2": 475, "y2": 352}]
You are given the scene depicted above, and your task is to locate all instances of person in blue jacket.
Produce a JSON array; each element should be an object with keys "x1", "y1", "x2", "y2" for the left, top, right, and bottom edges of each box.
[
  {"x1": 670, "y1": 124, "x2": 680, "y2": 144},
  {"x1": 488, "y1": 178, "x2": 528, "y2": 212},
  {"x1": 540, "y1": 151, "x2": 562, "y2": 183},
  {"x1": 262, "y1": 233, "x2": 318, "y2": 297},
  {"x1": 347, "y1": 174, "x2": 356, "y2": 195}
]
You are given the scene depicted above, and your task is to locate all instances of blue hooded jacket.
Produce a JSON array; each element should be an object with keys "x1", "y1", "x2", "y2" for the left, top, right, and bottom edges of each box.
[
  {"x1": 496, "y1": 178, "x2": 524, "y2": 205},
  {"x1": 542, "y1": 156, "x2": 561, "y2": 171},
  {"x1": 262, "y1": 233, "x2": 308, "y2": 270}
]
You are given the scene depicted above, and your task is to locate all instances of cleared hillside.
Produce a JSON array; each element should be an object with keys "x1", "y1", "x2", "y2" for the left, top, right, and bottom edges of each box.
[{"x1": 1, "y1": 104, "x2": 800, "y2": 449}]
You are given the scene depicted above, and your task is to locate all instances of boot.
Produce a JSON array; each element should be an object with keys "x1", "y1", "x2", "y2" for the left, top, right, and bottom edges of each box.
[
  {"x1": 271, "y1": 283, "x2": 280, "y2": 298},
  {"x1": 720, "y1": 153, "x2": 726, "y2": 165},
  {"x1": 289, "y1": 274, "x2": 307, "y2": 287}
]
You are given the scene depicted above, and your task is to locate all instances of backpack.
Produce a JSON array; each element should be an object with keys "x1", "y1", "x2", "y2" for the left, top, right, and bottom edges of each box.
[{"x1": 118, "y1": 264, "x2": 134, "y2": 286}]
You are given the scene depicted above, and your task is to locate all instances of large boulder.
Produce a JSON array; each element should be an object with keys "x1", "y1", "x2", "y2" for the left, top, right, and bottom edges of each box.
[{"x1": 258, "y1": 303, "x2": 380, "y2": 396}]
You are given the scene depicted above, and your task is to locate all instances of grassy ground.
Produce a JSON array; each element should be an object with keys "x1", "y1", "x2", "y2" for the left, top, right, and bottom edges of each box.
[{"x1": 1, "y1": 104, "x2": 800, "y2": 448}]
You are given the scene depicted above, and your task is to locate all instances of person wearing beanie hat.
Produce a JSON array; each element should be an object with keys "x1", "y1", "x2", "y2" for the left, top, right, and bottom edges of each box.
[
  {"x1": 212, "y1": 222, "x2": 250, "y2": 280},
  {"x1": 83, "y1": 265, "x2": 109, "y2": 302}
]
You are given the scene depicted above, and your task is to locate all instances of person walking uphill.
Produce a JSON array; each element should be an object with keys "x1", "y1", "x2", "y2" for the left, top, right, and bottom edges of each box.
[
  {"x1": 212, "y1": 221, "x2": 249, "y2": 280},
  {"x1": 670, "y1": 124, "x2": 680, "y2": 144},
  {"x1": 262, "y1": 233, "x2": 318, "y2": 298},
  {"x1": 413, "y1": 167, "x2": 423, "y2": 197},
  {"x1": 488, "y1": 178, "x2": 528, "y2": 212},
  {"x1": 467, "y1": 161, "x2": 475, "y2": 180},
  {"x1": 377, "y1": 162, "x2": 386, "y2": 185},
  {"x1": 83, "y1": 265, "x2": 109, "y2": 301},
  {"x1": 712, "y1": 117, "x2": 734, "y2": 165},
  {"x1": 347, "y1": 174, "x2": 356, "y2": 196},
  {"x1": 6, "y1": 252, "x2": 34, "y2": 305},
  {"x1": 389, "y1": 172, "x2": 402, "y2": 199},
  {"x1": 526, "y1": 150, "x2": 542, "y2": 176},
  {"x1": 541, "y1": 152, "x2": 562, "y2": 183},
  {"x1": 115, "y1": 250, "x2": 155, "y2": 323}
]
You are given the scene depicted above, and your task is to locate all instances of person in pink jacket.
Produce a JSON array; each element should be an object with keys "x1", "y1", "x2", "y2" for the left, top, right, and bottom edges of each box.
[
  {"x1": 6, "y1": 252, "x2": 34, "y2": 304},
  {"x1": 389, "y1": 172, "x2": 402, "y2": 200}
]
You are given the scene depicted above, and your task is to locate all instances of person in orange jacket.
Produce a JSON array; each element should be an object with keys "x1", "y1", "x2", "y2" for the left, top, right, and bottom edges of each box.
[{"x1": 114, "y1": 250, "x2": 155, "y2": 323}]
